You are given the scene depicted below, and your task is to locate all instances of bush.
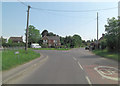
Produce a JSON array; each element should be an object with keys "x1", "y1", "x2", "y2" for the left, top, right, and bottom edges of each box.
[
  {"x1": 100, "y1": 39, "x2": 107, "y2": 50},
  {"x1": 41, "y1": 44, "x2": 48, "y2": 48},
  {"x1": 2, "y1": 43, "x2": 25, "y2": 47}
]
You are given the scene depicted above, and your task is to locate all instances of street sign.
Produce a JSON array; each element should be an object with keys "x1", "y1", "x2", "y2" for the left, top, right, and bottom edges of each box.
[{"x1": 15, "y1": 51, "x2": 19, "y2": 55}]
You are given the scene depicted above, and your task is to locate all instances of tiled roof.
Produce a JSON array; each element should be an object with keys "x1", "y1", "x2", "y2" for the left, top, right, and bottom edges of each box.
[{"x1": 9, "y1": 37, "x2": 23, "y2": 41}]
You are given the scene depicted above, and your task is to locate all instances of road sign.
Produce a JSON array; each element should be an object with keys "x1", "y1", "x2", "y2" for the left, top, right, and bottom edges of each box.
[{"x1": 15, "y1": 51, "x2": 19, "y2": 55}]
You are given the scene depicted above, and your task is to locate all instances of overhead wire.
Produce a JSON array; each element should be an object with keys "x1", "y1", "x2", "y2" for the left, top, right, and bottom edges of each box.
[
  {"x1": 17, "y1": 0, "x2": 117, "y2": 13},
  {"x1": 17, "y1": 0, "x2": 29, "y2": 7},
  {"x1": 17, "y1": 0, "x2": 117, "y2": 26},
  {"x1": 31, "y1": 7, "x2": 117, "y2": 13}
]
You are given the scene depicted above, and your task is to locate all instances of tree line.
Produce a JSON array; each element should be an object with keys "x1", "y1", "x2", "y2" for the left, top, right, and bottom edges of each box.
[
  {"x1": 1, "y1": 16, "x2": 119, "y2": 51},
  {"x1": 27, "y1": 25, "x2": 82, "y2": 48}
]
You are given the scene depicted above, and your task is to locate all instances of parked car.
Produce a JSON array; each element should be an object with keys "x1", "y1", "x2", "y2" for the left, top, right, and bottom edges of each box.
[
  {"x1": 85, "y1": 46, "x2": 89, "y2": 50},
  {"x1": 31, "y1": 43, "x2": 41, "y2": 48}
]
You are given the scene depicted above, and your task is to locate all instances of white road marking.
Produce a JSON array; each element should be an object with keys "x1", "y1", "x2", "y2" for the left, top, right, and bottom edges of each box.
[
  {"x1": 85, "y1": 76, "x2": 92, "y2": 86},
  {"x1": 99, "y1": 58, "x2": 107, "y2": 60},
  {"x1": 73, "y1": 57, "x2": 77, "y2": 61},
  {"x1": 78, "y1": 61, "x2": 83, "y2": 70},
  {"x1": 94, "y1": 66, "x2": 119, "y2": 81}
]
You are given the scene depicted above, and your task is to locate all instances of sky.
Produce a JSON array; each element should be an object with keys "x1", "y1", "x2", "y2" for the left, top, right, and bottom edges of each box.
[{"x1": 2, "y1": 1, "x2": 118, "y2": 41}]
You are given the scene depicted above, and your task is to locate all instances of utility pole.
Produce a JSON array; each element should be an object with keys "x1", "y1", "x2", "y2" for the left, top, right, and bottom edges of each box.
[
  {"x1": 25, "y1": 5, "x2": 31, "y2": 51},
  {"x1": 97, "y1": 12, "x2": 99, "y2": 49}
]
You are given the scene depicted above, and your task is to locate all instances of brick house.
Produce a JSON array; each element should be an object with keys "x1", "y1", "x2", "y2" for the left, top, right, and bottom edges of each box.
[
  {"x1": 9, "y1": 36, "x2": 23, "y2": 43},
  {"x1": 42, "y1": 36, "x2": 61, "y2": 47}
]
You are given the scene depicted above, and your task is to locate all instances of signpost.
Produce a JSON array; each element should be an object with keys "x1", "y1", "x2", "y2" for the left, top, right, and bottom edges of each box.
[{"x1": 15, "y1": 51, "x2": 20, "y2": 63}]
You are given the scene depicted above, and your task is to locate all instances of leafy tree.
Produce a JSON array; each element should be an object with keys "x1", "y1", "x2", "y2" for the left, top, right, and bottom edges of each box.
[
  {"x1": 118, "y1": 17, "x2": 120, "y2": 52},
  {"x1": 73, "y1": 34, "x2": 82, "y2": 47},
  {"x1": 81, "y1": 40, "x2": 87, "y2": 47},
  {"x1": 100, "y1": 38, "x2": 107, "y2": 50},
  {"x1": 0, "y1": 36, "x2": 7, "y2": 44},
  {"x1": 60, "y1": 36, "x2": 65, "y2": 45},
  {"x1": 47, "y1": 32, "x2": 56, "y2": 36},
  {"x1": 105, "y1": 17, "x2": 119, "y2": 51},
  {"x1": 26, "y1": 25, "x2": 41, "y2": 46},
  {"x1": 8, "y1": 39, "x2": 13, "y2": 44},
  {"x1": 60, "y1": 34, "x2": 82, "y2": 48}
]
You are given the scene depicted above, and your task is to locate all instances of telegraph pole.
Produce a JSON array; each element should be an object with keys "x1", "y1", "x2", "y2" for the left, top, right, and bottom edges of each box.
[
  {"x1": 97, "y1": 12, "x2": 99, "y2": 49},
  {"x1": 25, "y1": 5, "x2": 31, "y2": 51}
]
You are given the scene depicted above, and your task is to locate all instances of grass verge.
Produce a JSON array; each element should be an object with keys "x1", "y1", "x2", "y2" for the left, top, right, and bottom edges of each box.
[
  {"x1": 31, "y1": 48, "x2": 70, "y2": 50},
  {"x1": 2, "y1": 49, "x2": 40, "y2": 71},
  {"x1": 92, "y1": 49, "x2": 119, "y2": 61}
]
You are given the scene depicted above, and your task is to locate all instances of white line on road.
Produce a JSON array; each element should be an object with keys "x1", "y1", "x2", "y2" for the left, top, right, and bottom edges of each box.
[
  {"x1": 99, "y1": 58, "x2": 107, "y2": 60},
  {"x1": 85, "y1": 76, "x2": 92, "y2": 86},
  {"x1": 78, "y1": 61, "x2": 83, "y2": 70},
  {"x1": 73, "y1": 57, "x2": 77, "y2": 61}
]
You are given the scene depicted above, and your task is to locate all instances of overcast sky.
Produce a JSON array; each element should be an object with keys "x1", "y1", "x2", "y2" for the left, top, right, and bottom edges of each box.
[{"x1": 2, "y1": 1, "x2": 118, "y2": 41}]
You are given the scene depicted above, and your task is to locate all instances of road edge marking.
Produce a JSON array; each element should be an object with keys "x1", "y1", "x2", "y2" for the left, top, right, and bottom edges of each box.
[
  {"x1": 85, "y1": 76, "x2": 92, "y2": 86},
  {"x1": 78, "y1": 61, "x2": 83, "y2": 70},
  {"x1": 73, "y1": 57, "x2": 77, "y2": 61}
]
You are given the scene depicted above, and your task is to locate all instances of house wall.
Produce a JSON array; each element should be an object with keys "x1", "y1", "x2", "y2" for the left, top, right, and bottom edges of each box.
[{"x1": 42, "y1": 37, "x2": 61, "y2": 47}]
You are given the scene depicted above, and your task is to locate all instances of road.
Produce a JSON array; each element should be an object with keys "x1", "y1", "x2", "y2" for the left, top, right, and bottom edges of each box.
[{"x1": 4, "y1": 48, "x2": 119, "y2": 84}]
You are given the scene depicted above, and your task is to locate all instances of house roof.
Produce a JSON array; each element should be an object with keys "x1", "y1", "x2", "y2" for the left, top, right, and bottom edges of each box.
[
  {"x1": 9, "y1": 37, "x2": 23, "y2": 42},
  {"x1": 99, "y1": 34, "x2": 105, "y2": 41},
  {"x1": 43, "y1": 36, "x2": 60, "y2": 41}
]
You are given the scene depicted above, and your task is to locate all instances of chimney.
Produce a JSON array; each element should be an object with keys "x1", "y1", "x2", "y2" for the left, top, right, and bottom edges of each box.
[{"x1": 102, "y1": 34, "x2": 105, "y2": 37}]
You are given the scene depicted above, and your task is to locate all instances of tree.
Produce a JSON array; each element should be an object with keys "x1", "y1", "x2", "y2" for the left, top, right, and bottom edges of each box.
[
  {"x1": 118, "y1": 17, "x2": 120, "y2": 52},
  {"x1": 81, "y1": 40, "x2": 87, "y2": 47},
  {"x1": 8, "y1": 39, "x2": 12, "y2": 44},
  {"x1": 41, "y1": 30, "x2": 48, "y2": 37},
  {"x1": 73, "y1": 34, "x2": 82, "y2": 47},
  {"x1": 60, "y1": 34, "x2": 82, "y2": 48},
  {"x1": 100, "y1": 38, "x2": 107, "y2": 50},
  {"x1": 27, "y1": 25, "x2": 41, "y2": 46},
  {"x1": 47, "y1": 32, "x2": 56, "y2": 36},
  {"x1": 60, "y1": 36, "x2": 65, "y2": 45},
  {"x1": 105, "y1": 17, "x2": 119, "y2": 51}
]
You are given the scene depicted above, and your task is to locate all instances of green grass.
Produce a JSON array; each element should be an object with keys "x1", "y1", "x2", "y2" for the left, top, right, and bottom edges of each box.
[
  {"x1": 93, "y1": 49, "x2": 119, "y2": 61},
  {"x1": 2, "y1": 49, "x2": 40, "y2": 71},
  {"x1": 31, "y1": 48, "x2": 70, "y2": 50}
]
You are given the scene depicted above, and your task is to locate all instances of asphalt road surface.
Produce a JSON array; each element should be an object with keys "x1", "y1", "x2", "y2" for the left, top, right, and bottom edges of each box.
[{"x1": 5, "y1": 48, "x2": 119, "y2": 84}]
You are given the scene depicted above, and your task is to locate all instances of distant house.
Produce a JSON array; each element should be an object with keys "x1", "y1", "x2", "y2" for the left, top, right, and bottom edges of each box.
[
  {"x1": 42, "y1": 36, "x2": 61, "y2": 47},
  {"x1": 90, "y1": 34, "x2": 105, "y2": 50},
  {"x1": 9, "y1": 36, "x2": 23, "y2": 43}
]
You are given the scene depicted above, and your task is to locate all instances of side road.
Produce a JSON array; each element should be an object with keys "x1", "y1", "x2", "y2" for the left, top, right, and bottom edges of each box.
[{"x1": 2, "y1": 53, "x2": 48, "y2": 84}]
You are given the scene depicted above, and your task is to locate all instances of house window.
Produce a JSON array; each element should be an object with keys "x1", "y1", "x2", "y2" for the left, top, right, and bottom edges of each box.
[
  {"x1": 49, "y1": 44, "x2": 51, "y2": 46},
  {"x1": 43, "y1": 40, "x2": 48, "y2": 43},
  {"x1": 53, "y1": 40, "x2": 57, "y2": 43}
]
